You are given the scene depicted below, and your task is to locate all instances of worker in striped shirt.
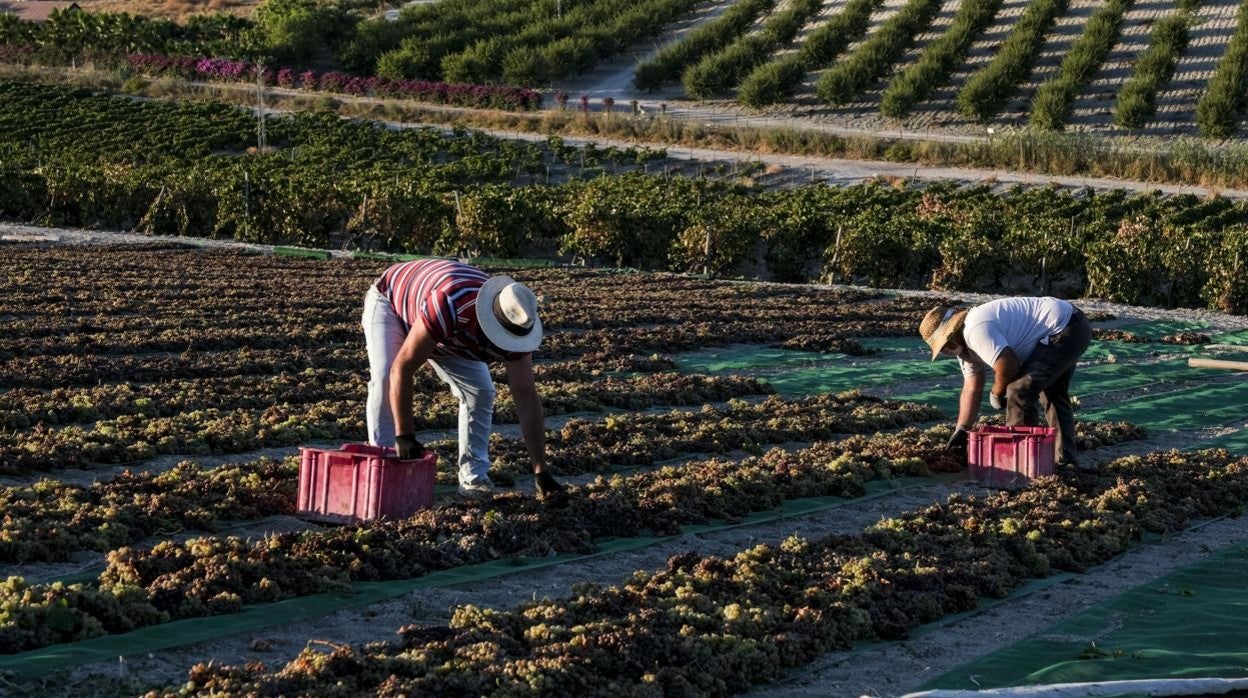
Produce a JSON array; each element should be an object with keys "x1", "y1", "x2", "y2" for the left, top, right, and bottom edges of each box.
[{"x1": 363, "y1": 259, "x2": 565, "y2": 500}]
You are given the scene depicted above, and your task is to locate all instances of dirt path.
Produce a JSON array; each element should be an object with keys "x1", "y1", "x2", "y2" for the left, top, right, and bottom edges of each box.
[
  {"x1": 556, "y1": 0, "x2": 742, "y2": 100},
  {"x1": 330, "y1": 108, "x2": 1248, "y2": 197}
]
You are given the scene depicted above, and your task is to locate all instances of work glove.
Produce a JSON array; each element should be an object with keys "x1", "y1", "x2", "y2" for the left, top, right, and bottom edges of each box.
[
  {"x1": 946, "y1": 426, "x2": 970, "y2": 460},
  {"x1": 535, "y1": 471, "x2": 569, "y2": 506},
  {"x1": 990, "y1": 392, "x2": 1007, "y2": 411},
  {"x1": 394, "y1": 434, "x2": 423, "y2": 460}
]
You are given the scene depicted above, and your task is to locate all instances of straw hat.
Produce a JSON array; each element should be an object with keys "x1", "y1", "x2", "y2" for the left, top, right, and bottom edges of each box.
[
  {"x1": 919, "y1": 305, "x2": 968, "y2": 361},
  {"x1": 477, "y1": 276, "x2": 543, "y2": 354}
]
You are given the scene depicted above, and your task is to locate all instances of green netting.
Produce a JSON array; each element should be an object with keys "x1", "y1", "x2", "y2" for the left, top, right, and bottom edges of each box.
[
  {"x1": 775, "y1": 572, "x2": 1078, "y2": 691},
  {"x1": 1205, "y1": 430, "x2": 1248, "y2": 455},
  {"x1": 0, "y1": 477, "x2": 942, "y2": 677},
  {"x1": 762, "y1": 361, "x2": 952, "y2": 396},
  {"x1": 1114, "y1": 319, "x2": 1209, "y2": 336},
  {"x1": 1077, "y1": 359, "x2": 1215, "y2": 394},
  {"x1": 1085, "y1": 380, "x2": 1248, "y2": 431},
  {"x1": 273, "y1": 246, "x2": 331, "y2": 260},
  {"x1": 1083, "y1": 339, "x2": 1207, "y2": 361},
  {"x1": 857, "y1": 337, "x2": 926, "y2": 354},
  {"x1": 921, "y1": 540, "x2": 1248, "y2": 691},
  {"x1": 674, "y1": 346, "x2": 844, "y2": 373},
  {"x1": 677, "y1": 341, "x2": 1248, "y2": 434},
  {"x1": 469, "y1": 257, "x2": 554, "y2": 269},
  {"x1": 1211, "y1": 329, "x2": 1248, "y2": 346}
]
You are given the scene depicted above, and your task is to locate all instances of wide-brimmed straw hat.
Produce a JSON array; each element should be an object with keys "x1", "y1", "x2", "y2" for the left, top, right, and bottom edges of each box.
[
  {"x1": 477, "y1": 276, "x2": 543, "y2": 354},
  {"x1": 919, "y1": 305, "x2": 968, "y2": 361}
]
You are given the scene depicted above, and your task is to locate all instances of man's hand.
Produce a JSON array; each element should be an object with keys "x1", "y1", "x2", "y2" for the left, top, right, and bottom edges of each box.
[
  {"x1": 991, "y1": 348, "x2": 1021, "y2": 399},
  {"x1": 389, "y1": 322, "x2": 438, "y2": 439},
  {"x1": 535, "y1": 472, "x2": 568, "y2": 506},
  {"x1": 506, "y1": 355, "x2": 548, "y2": 473},
  {"x1": 394, "y1": 434, "x2": 423, "y2": 460},
  {"x1": 989, "y1": 391, "x2": 1006, "y2": 411},
  {"x1": 946, "y1": 425, "x2": 970, "y2": 459}
]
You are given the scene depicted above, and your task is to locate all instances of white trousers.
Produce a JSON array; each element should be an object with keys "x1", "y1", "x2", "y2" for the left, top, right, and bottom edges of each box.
[{"x1": 362, "y1": 286, "x2": 496, "y2": 485}]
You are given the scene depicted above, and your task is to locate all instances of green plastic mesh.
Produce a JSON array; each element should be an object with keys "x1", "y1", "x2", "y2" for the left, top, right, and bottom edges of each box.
[
  {"x1": 0, "y1": 477, "x2": 942, "y2": 677},
  {"x1": 921, "y1": 540, "x2": 1248, "y2": 690}
]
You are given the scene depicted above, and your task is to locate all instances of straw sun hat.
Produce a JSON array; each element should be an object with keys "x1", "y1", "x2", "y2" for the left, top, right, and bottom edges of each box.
[
  {"x1": 477, "y1": 275, "x2": 543, "y2": 354},
  {"x1": 919, "y1": 305, "x2": 969, "y2": 361}
]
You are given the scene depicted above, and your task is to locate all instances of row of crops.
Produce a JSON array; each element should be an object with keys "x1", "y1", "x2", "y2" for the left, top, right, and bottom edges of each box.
[
  {"x1": 0, "y1": 245, "x2": 941, "y2": 478},
  {"x1": 0, "y1": 0, "x2": 708, "y2": 87},
  {"x1": 0, "y1": 244, "x2": 947, "y2": 658},
  {"x1": 638, "y1": 0, "x2": 1248, "y2": 135},
  {"x1": 147, "y1": 447, "x2": 1246, "y2": 696},
  {"x1": 0, "y1": 244, "x2": 1173, "y2": 696},
  {"x1": 3, "y1": 80, "x2": 1248, "y2": 312},
  {"x1": 5, "y1": 0, "x2": 1248, "y2": 134}
]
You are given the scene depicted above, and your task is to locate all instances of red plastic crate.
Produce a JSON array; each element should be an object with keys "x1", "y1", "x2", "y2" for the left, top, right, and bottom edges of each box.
[
  {"x1": 967, "y1": 426, "x2": 1056, "y2": 489},
  {"x1": 297, "y1": 443, "x2": 437, "y2": 523}
]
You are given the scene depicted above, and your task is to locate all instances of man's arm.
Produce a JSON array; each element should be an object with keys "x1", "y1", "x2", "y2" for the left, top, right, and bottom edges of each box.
[
  {"x1": 958, "y1": 370, "x2": 986, "y2": 427},
  {"x1": 505, "y1": 354, "x2": 546, "y2": 473},
  {"x1": 991, "y1": 347, "x2": 1021, "y2": 400},
  {"x1": 388, "y1": 322, "x2": 438, "y2": 437}
]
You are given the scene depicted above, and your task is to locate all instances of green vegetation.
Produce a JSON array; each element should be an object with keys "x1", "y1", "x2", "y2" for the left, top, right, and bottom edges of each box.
[
  {"x1": 1196, "y1": 0, "x2": 1248, "y2": 137},
  {"x1": 1030, "y1": 0, "x2": 1134, "y2": 130},
  {"x1": 634, "y1": 0, "x2": 779, "y2": 91},
  {"x1": 816, "y1": 0, "x2": 942, "y2": 106},
  {"x1": 1114, "y1": 12, "x2": 1192, "y2": 128},
  {"x1": 682, "y1": 0, "x2": 823, "y2": 99},
  {"x1": 957, "y1": 0, "x2": 1068, "y2": 121},
  {"x1": 880, "y1": 0, "x2": 1004, "y2": 118},
  {"x1": 737, "y1": 0, "x2": 881, "y2": 107},
  {"x1": 6, "y1": 79, "x2": 1248, "y2": 311}
]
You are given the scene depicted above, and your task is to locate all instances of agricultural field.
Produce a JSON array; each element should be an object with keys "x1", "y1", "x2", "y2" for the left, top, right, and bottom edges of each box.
[
  {"x1": 6, "y1": 0, "x2": 1248, "y2": 136},
  {"x1": 4, "y1": 79, "x2": 1248, "y2": 312},
  {"x1": 73, "y1": 0, "x2": 261, "y2": 20},
  {"x1": 601, "y1": 0, "x2": 1248, "y2": 136},
  {"x1": 3, "y1": 237, "x2": 1248, "y2": 696}
]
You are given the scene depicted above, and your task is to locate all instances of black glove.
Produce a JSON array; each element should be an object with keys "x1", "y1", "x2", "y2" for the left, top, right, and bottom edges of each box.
[
  {"x1": 946, "y1": 426, "x2": 970, "y2": 459},
  {"x1": 535, "y1": 471, "x2": 568, "y2": 505},
  {"x1": 394, "y1": 434, "x2": 423, "y2": 460}
]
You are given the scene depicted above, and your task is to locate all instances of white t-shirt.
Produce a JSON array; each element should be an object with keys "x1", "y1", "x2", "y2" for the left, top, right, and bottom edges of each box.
[{"x1": 958, "y1": 297, "x2": 1073, "y2": 377}]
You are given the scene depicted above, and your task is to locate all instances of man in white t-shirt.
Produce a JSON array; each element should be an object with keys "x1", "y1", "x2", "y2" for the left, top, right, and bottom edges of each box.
[{"x1": 919, "y1": 297, "x2": 1093, "y2": 469}]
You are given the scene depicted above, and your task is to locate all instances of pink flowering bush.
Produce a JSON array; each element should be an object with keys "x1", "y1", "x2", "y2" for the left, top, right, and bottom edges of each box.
[{"x1": 122, "y1": 53, "x2": 541, "y2": 111}]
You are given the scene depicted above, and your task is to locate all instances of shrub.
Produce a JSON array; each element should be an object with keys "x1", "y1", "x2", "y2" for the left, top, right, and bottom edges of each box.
[
  {"x1": 738, "y1": 0, "x2": 880, "y2": 107},
  {"x1": 1029, "y1": 0, "x2": 1133, "y2": 131},
  {"x1": 956, "y1": 0, "x2": 1068, "y2": 121},
  {"x1": 634, "y1": 0, "x2": 778, "y2": 90},
  {"x1": 682, "y1": 0, "x2": 822, "y2": 99},
  {"x1": 1196, "y1": 0, "x2": 1248, "y2": 138},
  {"x1": 880, "y1": 0, "x2": 1004, "y2": 118},
  {"x1": 816, "y1": 0, "x2": 942, "y2": 106},
  {"x1": 1113, "y1": 14, "x2": 1190, "y2": 128}
]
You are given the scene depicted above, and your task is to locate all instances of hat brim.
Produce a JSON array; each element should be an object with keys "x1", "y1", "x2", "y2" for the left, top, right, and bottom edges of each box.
[
  {"x1": 477, "y1": 275, "x2": 543, "y2": 354},
  {"x1": 926, "y1": 310, "x2": 967, "y2": 361}
]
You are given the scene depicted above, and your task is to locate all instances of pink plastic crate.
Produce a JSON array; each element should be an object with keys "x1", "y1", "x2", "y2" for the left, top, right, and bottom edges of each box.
[
  {"x1": 297, "y1": 443, "x2": 437, "y2": 523},
  {"x1": 967, "y1": 426, "x2": 1056, "y2": 489}
]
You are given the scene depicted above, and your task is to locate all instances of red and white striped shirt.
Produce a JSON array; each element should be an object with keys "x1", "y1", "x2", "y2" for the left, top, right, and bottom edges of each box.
[{"x1": 375, "y1": 260, "x2": 525, "y2": 363}]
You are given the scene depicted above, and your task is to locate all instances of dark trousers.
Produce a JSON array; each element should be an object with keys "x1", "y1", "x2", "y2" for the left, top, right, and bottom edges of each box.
[{"x1": 1005, "y1": 309, "x2": 1092, "y2": 464}]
